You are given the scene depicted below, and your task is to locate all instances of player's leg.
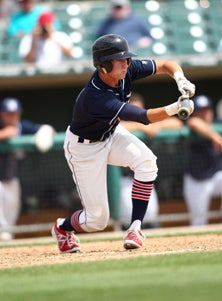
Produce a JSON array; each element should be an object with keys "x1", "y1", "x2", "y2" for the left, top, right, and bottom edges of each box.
[
  {"x1": 120, "y1": 175, "x2": 159, "y2": 228},
  {"x1": 3, "y1": 178, "x2": 21, "y2": 226},
  {"x1": 211, "y1": 171, "x2": 222, "y2": 196},
  {"x1": 108, "y1": 125, "x2": 158, "y2": 248},
  {"x1": 183, "y1": 174, "x2": 212, "y2": 225},
  {"x1": 64, "y1": 137, "x2": 111, "y2": 232},
  {"x1": 52, "y1": 128, "x2": 111, "y2": 252},
  {"x1": 0, "y1": 178, "x2": 21, "y2": 240},
  {"x1": 211, "y1": 171, "x2": 222, "y2": 218}
]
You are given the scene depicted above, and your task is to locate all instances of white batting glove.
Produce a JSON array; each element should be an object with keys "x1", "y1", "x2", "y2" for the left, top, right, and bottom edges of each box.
[
  {"x1": 164, "y1": 101, "x2": 178, "y2": 116},
  {"x1": 34, "y1": 125, "x2": 55, "y2": 153},
  {"x1": 165, "y1": 96, "x2": 194, "y2": 117},
  {"x1": 174, "y1": 71, "x2": 196, "y2": 97}
]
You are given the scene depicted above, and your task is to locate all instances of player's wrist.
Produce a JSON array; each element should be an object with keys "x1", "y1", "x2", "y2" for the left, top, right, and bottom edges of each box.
[
  {"x1": 173, "y1": 71, "x2": 185, "y2": 83},
  {"x1": 165, "y1": 102, "x2": 178, "y2": 116}
]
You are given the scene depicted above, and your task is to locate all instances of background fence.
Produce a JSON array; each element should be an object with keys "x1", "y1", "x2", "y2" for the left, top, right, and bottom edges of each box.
[{"x1": 1, "y1": 126, "x2": 222, "y2": 238}]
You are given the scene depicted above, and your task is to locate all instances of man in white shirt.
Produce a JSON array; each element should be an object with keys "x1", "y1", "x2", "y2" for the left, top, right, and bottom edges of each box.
[{"x1": 19, "y1": 11, "x2": 74, "y2": 68}]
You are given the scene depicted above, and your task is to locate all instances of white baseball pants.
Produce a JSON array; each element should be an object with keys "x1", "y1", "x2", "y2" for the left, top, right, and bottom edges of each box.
[
  {"x1": 0, "y1": 178, "x2": 21, "y2": 228},
  {"x1": 64, "y1": 125, "x2": 158, "y2": 232},
  {"x1": 183, "y1": 171, "x2": 222, "y2": 225}
]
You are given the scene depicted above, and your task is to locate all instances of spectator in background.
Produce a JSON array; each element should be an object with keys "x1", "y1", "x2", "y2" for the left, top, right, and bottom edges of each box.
[
  {"x1": 0, "y1": 0, "x2": 18, "y2": 30},
  {"x1": 19, "y1": 11, "x2": 74, "y2": 68},
  {"x1": 96, "y1": 0, "x2": 153, "y2": 49},
  {"x1": 120, "y1": 93, "x2": 182, "y2": 229},
  {"x1": 7, "y1": 0, "x2": 45, "y2": 37},
  {"x1": 0, "y1": 97, "x2": 55, "y2": 241},
  {"x1": 183, "y1": 95, "x2": 222, "y2": 226}
]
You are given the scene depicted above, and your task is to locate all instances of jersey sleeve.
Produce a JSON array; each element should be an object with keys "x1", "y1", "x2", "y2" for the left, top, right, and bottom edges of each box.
[
  {"x1": 119, "y1": 103, "x2": 149, "y2": 124},
  {"x1": 128, "y1": 59, "x2": 156, "y2": 81},
  {"x1": 20, "y1": 120, "x2": 42, "y2": 134}
]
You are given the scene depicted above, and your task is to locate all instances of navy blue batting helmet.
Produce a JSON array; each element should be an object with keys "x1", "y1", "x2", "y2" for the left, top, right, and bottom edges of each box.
[
  {"x1": 92, "y1": 34, "x2": 137, "y2": 73},
  {"x1": 0, "y1": 98, "x2": 22, "y2": 112}
]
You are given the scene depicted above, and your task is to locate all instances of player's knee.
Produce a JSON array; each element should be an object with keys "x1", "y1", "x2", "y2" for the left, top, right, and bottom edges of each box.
[
  {"x1": 134, "y1": 155, "x2": 158, "y2": 182},
  {"x1": 86, "y1": 211, "x2": 109, "y2": 232}
]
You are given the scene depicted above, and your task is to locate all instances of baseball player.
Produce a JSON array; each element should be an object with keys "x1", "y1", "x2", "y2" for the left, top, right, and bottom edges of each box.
[
  {"x1": 52, "y1": 34, "x2": 195, "y2": 253},
  {"x1": 0, "y1": 97, "x2": 55, "y2": 240},
  {"x1": 183, "y1": 95, "x2": 222, "y2": 225}
]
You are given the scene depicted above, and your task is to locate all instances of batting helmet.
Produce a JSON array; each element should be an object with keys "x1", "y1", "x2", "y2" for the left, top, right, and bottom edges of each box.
[{"x1": 92, "y1": 34, "x2": 137, "y2": 73}]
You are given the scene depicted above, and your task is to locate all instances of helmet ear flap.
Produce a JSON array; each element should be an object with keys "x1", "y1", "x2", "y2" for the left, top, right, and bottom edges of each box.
[
  {"x1": 98, "y1": 61, "x2": 113, "y2": 74},
  {"x1": 127, "y1": 58, "x2": 131, "y2": 67}
]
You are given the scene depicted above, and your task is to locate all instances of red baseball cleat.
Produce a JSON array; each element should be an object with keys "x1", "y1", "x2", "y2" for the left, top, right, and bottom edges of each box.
[
  {"x1": 123, "y1": 229, "x2": 145, "y2": 250},
  {"x1": 52, "y1": 218, "x2": 80, "y2": 253}
]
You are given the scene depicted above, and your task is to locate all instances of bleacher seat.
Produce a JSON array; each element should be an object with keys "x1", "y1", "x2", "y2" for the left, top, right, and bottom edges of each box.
[{"x1": 0, "y1": 0, "x2": 221, "y2": 68}]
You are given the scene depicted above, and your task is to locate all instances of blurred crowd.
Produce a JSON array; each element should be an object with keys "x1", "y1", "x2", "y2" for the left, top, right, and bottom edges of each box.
[{"x1": 0, "y1": 0, "x2": 222, "y2": 67}]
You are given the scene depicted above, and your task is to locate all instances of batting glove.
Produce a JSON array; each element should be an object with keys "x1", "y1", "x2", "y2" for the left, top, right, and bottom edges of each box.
[
  {"x1": 165, "y1": 96, "x2": 194, "y2": 117},
  {"x1": 174, "y1": 71, "x2": 196, "y2": 97}
]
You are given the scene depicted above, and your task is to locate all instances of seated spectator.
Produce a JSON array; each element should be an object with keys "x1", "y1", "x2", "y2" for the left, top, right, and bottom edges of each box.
[
  {"x1": 183, "y1": 95, "x2": 222, "y2": 226},
  {"x1": 0, "y1": 97, "x2": 55, "y2": 241},
  {"x1": 18, "y1": 11, "x2": 74, "y2": 68},
  {"x1": 96, "y1": 0, "x2": 153, "y2": 49},
  {"x1": 7, "y1": 0, "x2": 46, "y2": 37},
  {"x1": 0, "y1": 0, "x2": 18, "y2": 30}
]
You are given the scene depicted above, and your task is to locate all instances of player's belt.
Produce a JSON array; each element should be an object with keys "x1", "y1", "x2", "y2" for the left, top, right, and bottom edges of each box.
[
  {"x1": 72, "y1": 134, "x2": 94, "y2": 144},
  {"x1": 77, "y1": 136, "x2": 94, "y2": 144}
]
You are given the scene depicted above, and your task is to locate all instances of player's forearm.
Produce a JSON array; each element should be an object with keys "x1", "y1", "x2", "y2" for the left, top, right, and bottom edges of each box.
[
  {"x1": 187, "y1": 117, "x2": 221, "y2": 141},
  {"x1": 147, "y1": 107, "x2": 170, "y2": 123},
  {"x1": 0, "y1": 126, "x2": 17, "y2": 140},
  {"x1": 155, "y1": 60, "x2": 184, "y2": 77}
]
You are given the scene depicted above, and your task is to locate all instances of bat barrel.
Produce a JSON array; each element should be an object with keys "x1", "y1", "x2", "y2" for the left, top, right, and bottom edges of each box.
[{"x1": 178, "y1": 98, "x2": 192, "y2": 120}]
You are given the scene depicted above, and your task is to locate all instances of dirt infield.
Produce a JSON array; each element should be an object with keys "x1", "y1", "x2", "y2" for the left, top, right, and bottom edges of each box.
[{"x1": 1, "y1": 225, "x2": 222, "y2": 269}]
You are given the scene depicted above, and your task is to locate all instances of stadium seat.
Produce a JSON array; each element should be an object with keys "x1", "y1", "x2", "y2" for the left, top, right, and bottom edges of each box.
[{"x1": 0, "y1": 0, "x2": 221, "y2": 67}]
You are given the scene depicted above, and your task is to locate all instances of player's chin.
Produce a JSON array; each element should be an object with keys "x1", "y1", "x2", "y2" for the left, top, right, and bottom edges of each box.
[{"x1": 119, "y1": 72, "x2": 127, "y2": 79}]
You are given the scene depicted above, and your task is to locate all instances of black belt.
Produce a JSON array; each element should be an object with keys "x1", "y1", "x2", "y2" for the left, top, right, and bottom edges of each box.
[{"x1": 77, "y1": 136, "x2": 94, "y2": 144}]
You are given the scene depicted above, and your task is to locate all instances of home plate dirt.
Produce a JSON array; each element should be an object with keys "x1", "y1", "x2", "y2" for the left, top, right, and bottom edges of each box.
[{"x1": 1, "y1": 225, "x2": 222, "y2": 269}]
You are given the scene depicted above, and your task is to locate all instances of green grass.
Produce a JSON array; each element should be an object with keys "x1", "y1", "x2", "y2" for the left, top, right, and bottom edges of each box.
[{"x1": 0, "y1": 250, "x2": 222, "y2": 301}]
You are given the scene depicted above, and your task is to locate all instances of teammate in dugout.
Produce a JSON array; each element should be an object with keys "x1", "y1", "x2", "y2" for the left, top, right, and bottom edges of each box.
[
  {"x1": 0, "y1": 97, "x2": 55, "y2": 240},
  {"x1": 52, "y1": 34, "x2": 195, "y2": 253}
]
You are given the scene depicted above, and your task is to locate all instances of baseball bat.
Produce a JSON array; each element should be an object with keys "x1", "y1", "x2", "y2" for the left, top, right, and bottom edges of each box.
[{"x1": 178, "y1": 94, "x2": 192, "y2": 121}]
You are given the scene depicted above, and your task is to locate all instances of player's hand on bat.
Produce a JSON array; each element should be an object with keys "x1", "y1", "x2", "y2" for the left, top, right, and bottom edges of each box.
[
  {"x1": 178, "y1": 95, "x2": 194, "y2": 114},
  {"x1": 174, "y1": 72, "x2": 195, "y2": 97},
  {"x1": 177, "y1": 78, "x2": 195, "y2": 97}
]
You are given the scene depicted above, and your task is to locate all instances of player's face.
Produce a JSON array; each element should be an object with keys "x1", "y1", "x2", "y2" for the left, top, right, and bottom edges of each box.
[
  {"x1": 110, "y1": 59, "x2": 129, "y2": 79},
  {"x1": 193, "y1": 107, "x2": 213, "y2": 123},
  {"x1": 0, "y1": 112, "x2": 21, "y2": 126}
]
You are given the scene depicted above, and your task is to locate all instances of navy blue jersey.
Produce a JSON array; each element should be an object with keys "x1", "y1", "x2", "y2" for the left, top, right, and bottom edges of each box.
[
  {"x1": 70, "y1": 59, "x2": 156, "y2": 141},
  {"x1": 0, "y1": 120, "x2": 41, "y2": 180},
  {"x1": 186, "y1": 119, "x2": 222, "y2": 179}
]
